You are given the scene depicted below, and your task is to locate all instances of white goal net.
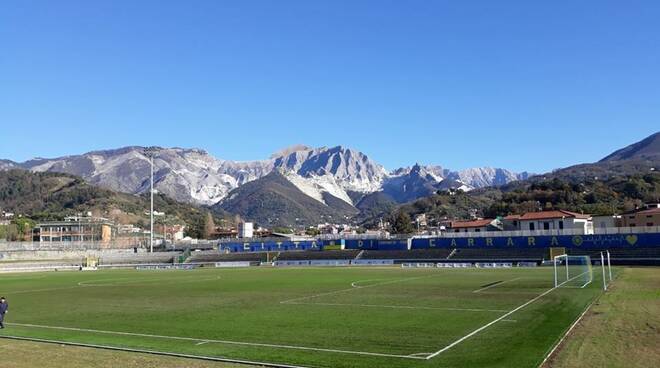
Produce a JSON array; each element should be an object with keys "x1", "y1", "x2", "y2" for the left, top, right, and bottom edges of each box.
[{"x1": 554, "y1": 254, "x2": 593, "y2": 288}]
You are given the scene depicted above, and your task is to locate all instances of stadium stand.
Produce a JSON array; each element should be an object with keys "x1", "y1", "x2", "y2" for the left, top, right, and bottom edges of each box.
[
  {"x1": 449, "y1": 248, "x2": 548, "y2": 261},
  {"x1": 361, "y1": 249, "x2": 453, "y2": 260},
  {"x1": 0, "y1": 260, "x2": 80, "y2": 272},
  {"x1": 275, "y1": 250, "x2": 360, "y2": 260},
  {"x1": 186, "y1": 251, "x2": 270, "y2": 263},
  {"x1": 566, "y1": 247, "x2": 660, "y2": 265},
  {"x1": 99, "y1": 252, "x2": 177, "y2": 265}
]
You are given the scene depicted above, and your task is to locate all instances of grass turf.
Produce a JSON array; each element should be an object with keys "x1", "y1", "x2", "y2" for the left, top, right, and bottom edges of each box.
[
  {"x1": 0, "y1": 338, "x2": 245, "y2": 368},
  {"x1": 0, "y1": 265, "x2": 608, "y2": 368},
  {"x1": 546, "y1": 267, "x2": 660, "y2": 368}
]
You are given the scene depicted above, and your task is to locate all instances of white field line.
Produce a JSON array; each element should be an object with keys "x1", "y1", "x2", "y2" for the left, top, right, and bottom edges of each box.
[
  {"x1": 280, "y1": 275, "x2": 437, "y2": 305},
  {"x1": 472, "y1": 277, "x2": 522, "y2": 293},
  {"x1": 425, "y1": 270, "x2": 590, "y2": 360},
  {"x1": 7, "y1": 322, "x2": 425, "y2": 360},
  {"x1": 9, "y1": 285, "x2": 85, "y2": 295},
  {"x1": 78, "y1": 275, "x2": 221, "y2": 287},
  {"x1": 538, "y1": 294, "x2": 599, "y2": 367},
  {"x1": 9, "y1": 276, "x2": 221, "y2": 295},
  {"x1": 350, "y1": 279, "x2": 392, "y2": 288},
  {"x1": 408, "y1": 352, "x2": 433, "y2": 358},
  {"x1": 285, "y1": 301, "x2": 508, "y2": 313},
  {"x1": 0, "y1": 335, "x2": 312, "y2": 368}
]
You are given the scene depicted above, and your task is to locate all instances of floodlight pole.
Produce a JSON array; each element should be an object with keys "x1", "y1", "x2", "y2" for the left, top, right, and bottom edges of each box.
[
  {"x1": 606, "y1": 250, "x2": 612, "y2": 281},
  {"x1": 600, "y1": 252, "x2": 607, "y2": 291},
  {"x1": 150, "y1": 154, "x2": 154, "y2": 253}
]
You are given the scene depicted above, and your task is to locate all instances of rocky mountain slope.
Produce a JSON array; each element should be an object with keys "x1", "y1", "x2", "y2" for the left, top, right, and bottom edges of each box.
[
  {"x1": 215, "y1": 170, "x2": 358, "y2": 226},
  {"x1": 4, "y1": 145, "x2": 527, "y2": 206}
]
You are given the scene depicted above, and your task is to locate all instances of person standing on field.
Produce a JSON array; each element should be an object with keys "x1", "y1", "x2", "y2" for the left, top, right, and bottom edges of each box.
[{"x1": 0, "y1": 296, "x2": 8, "y2": 329}]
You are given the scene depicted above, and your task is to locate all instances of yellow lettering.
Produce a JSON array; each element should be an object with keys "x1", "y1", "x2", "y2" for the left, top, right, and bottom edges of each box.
[{"x1": 528, "y1": 237, "x2": 535, "y2": 246}]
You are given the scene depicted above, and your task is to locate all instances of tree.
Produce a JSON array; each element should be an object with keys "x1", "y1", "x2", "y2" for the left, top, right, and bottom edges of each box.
[
  {"x1": 305, "y1": 227, "x2": 320, "y2": 236},
  {"x1": 391, "y1": 211, "x2": 414, "y2": 234},
  {"x1": 203, "y1": 212, "x2": 216, "y2": 239}
]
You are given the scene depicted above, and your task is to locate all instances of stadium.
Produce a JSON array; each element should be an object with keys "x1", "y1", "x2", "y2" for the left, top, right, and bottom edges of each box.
[
  {"x1": 2, "y1": 1, "x2": 660, "y2": 367},
  {"x1": 1, "y1": 226, "x2": 658, "y2": 368}
]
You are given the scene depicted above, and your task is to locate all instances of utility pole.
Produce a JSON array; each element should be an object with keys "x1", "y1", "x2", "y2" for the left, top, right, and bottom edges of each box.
[
  {"x1": 144, "y1": 147, "x2": 157, "y2": 253},
  {"x1": 150, "y1": 153, "x2": 154, "y2": 253}
]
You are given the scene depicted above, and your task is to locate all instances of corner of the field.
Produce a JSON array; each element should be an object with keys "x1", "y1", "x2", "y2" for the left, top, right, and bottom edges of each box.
[{"x1": 537, "y1": 277, "x2": 615, "y2": 368}]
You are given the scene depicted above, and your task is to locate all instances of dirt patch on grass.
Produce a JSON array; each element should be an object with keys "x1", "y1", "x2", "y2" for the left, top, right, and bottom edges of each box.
[{"x1": 0, "y1": 338, "x2": 249, "y2": 368}]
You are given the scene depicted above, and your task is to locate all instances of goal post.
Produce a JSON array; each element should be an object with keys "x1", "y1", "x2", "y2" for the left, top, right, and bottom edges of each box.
[{"x1": 553, "y1": 254, "x2": 592, "y2": 288}]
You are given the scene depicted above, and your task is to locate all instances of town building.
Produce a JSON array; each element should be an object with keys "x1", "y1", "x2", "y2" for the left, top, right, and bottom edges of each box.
[
  {"x1": 502, "y1": 214, "x2": 522, "y2": 231},
  {"x1": 514, "y1": 210, "x2": 592, "y2": 233},
  {"x1": 621, "y1": 204, "x2": 660, "y2": 227},
  {"x1": 238, "y1": 222, "x2": 254, "y2": 238},
  {"x1": 592, "y1": 215, "x2": 622, "y2": 229},
  {"x1": 37, "y1": 216, "x2": 117, "y2": 243},
  {"x1": 447, "y1": 218, "x2": 502, "y2": 233}
]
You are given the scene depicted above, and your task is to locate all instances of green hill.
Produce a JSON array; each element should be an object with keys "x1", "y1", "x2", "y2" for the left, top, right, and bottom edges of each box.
[
  {"x1": 214, "y1": 170, "x2": 358, "y2": 227},
  {"x1": 0, "y1": 169, "x2": 228, "y2": 238}
]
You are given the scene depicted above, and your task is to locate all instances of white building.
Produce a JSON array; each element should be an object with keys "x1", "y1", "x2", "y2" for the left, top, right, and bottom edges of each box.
[
  {"x1": 591, "y1": 215, "x2": 621, "y2": 229},
  {"x1": 238, "y1": 222, "x2": 254, "y2": 238},
  {"x1": 516, "y1": 210, "x2": 593, "y2": 234}
]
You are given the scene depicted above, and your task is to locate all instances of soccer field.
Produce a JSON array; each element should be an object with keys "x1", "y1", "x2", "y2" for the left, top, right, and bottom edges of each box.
[{"x1": 0, "y1": 265, "x2": 608, "y2": 368}]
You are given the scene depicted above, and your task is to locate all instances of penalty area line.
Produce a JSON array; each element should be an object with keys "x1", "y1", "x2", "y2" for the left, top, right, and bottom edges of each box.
[
  {"x1": 426, "y1": 270, "x2": 590, "y2": 360},
  {"x1": 285, "y1": 301, "x2": 507, "y2": 313},
  {"x1": 5, "y1": 322, "x2": 424, "y2": 360}
]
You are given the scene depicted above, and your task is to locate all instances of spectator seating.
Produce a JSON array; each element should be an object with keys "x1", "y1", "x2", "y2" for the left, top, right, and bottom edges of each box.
[
  {"x1": 99, "y1": 252, "x2": 177, "y2": 265},
  {"x1": 360, "y1": 249, "x2": 453, "y2": 260},
  {"x1": 449, "y1": 248, "x2": 548, "y2": 261},
  {"x1": 186, "y1": 251, "x2": 270, "y2": 263},
  {"x1": 276, "y1": 250, "x2": 360, "y2": 261}
]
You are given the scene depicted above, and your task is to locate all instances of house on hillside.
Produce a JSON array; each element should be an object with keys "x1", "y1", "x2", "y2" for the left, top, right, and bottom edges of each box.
[
  {"x1": 621, "y1": 204, "x2": 660, "y2": 227},
  {"x1": 447, "y1": 218, "x2": 502, "y2": 233},
  {"x1": 506, "y1": 210, "x2": 593, "y2": 234}
]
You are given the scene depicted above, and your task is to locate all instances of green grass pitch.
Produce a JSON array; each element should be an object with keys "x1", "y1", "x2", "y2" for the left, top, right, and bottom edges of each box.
[{"x1": 0, "y1": 265, "x2": 607, "y2": 367}]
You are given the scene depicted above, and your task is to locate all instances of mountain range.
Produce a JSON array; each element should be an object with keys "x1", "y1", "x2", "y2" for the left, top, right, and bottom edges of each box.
[
  {"x1": 0, "y1": 145, "x2": 530, "y2": 225},
  {"x1": 2, "y1": 131, "x2": 657, "y2": 227}
]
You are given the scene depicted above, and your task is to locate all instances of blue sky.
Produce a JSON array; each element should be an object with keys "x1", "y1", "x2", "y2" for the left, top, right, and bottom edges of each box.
[{"x1": 1, "y1": 1, "x2": 658, "y2": 172}]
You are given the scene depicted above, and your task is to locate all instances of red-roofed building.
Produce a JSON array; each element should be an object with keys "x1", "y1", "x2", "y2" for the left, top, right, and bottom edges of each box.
[
  {"x1": 447, "y1": 218, "x2": 501, "y2": 233},
  {"x1": 504, "y1": 210, "x2": 593, "y2": 233}
]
